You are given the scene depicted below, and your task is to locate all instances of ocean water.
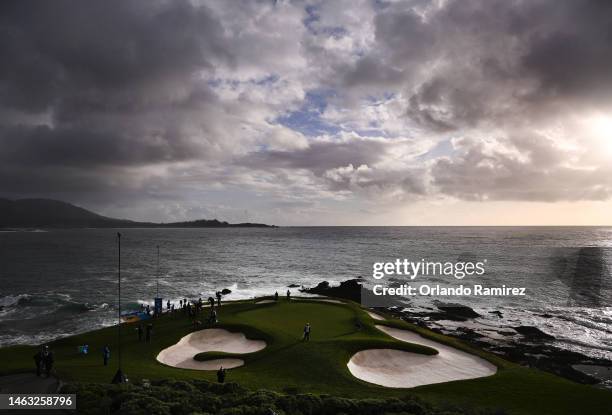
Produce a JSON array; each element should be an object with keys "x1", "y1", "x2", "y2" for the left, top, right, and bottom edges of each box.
[{"x1": 1, "y1": 227, "x2": 611, "y2": 361}]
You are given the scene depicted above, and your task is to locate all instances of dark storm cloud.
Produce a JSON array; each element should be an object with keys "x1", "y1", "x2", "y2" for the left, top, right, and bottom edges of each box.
[
  {"x1": 521, "y1": 0, "x2": 612, "y2": 102},
  {"x1": 0, "y1": 0, "x2": 229, "y2": 113},
  {"x1": 357, "y1": 0, "x2": 612, "y2": 131},
  {"x1": 0, "y1": 164, "x2": 119, "y2": 195},
  {"x1": 241, "y1": 140, "x2": 387, "y2": 174},
  {"x1": 0, "y1": 124, "x2": 204, "y2": 167},
  {"x1": 342, "y1": 57, "x2": 406, "y2": 88},
  {"x1": 0, "y1": 0, "x2": 236, "y2": 199},
  {"x1": 2, "y1": 0, "x2": 612, "y2": 218}
]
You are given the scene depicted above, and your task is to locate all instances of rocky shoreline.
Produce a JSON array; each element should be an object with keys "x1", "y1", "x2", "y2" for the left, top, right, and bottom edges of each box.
[
  {"x1": 302, "y1": 279, "x2": 612, "y2": 389},
  {"x1": 380, "y1": 304, "x2": 612, "y2": 387}
]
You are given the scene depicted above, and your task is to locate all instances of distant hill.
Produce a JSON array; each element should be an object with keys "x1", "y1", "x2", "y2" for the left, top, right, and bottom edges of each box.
[{"x1": 0, "y1": 198, "x2": 275, "y2": 228}]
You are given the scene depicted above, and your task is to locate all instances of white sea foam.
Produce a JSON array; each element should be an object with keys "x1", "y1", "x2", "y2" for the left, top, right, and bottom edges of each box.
[{"x1": 0, "y1": 294, "x2": 31, "y2": 308}]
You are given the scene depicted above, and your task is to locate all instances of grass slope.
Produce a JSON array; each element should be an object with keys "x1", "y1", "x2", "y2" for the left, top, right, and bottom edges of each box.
[{"x1": 0, "y1": 298, "x2": 610, "y2": 414}]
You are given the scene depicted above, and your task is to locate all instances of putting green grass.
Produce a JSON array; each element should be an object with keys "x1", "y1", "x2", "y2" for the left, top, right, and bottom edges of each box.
[{"x1": 1, "y1": 297, "x2": 611, "y2": 415}]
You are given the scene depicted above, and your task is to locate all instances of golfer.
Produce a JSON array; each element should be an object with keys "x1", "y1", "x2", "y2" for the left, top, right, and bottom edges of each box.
[{"x1": 303, "y1": 323, "x2": 311, "y2": 341}]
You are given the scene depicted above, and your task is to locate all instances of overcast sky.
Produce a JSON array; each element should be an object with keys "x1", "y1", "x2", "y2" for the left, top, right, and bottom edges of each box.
[{"x1": 2, "y1": 0, "x2": 612, "y2": 225}]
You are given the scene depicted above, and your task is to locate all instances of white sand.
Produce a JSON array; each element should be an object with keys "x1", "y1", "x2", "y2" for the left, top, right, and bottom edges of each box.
[
  {"x1": 347, "y1": 325, "x2": 496, "y2": 388},
  {"x1": 255, "y1": 299, "x2": 275, "y2": 304},
  {"x1": 292, "y1": 298, "x2": 344, "y2": 304},
  {"x1": 157, "y1": 328, "x2": 266, "y2": 371},
  {"x1": 366, "y1": 310, "x2": 385, "y2": 320}
]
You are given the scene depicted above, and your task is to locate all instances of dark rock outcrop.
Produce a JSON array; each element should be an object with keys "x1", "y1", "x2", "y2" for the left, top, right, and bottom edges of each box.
[
  {"x1": 437, "y1": 305, "x2": 480, "y2": 319},
  {"x1": 514, "y1": 326, "x2": 555, "y2": 340},
  {"x1": 300, "y1": 279, "x2": 361, "y2": 302}
]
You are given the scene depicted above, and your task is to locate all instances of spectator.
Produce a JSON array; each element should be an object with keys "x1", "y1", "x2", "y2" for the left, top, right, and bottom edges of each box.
[
  {"x1": 33, "y1": 348, "x2": 43, "y2": 377},
  {"x1": 103, "y1": 345, "x2": 110, "y2": 366},
  {"x1": 43, "y1": 345, "x2": 54, "y2": 377},
  {"x1": 216, "y1": 366, "x2": 226, "y2": 383}
]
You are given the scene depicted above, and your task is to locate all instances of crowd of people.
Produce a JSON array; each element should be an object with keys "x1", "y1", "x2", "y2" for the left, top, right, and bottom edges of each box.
[
  {"x1": 33, "y1": 345, "x2": 54, "y2": 377},
  {"x1": 34, "y1": 288, "x2": 318, "y2": 385},
  {"x1": 134, "y1": 290, "x2": 227, "y2": 327},
  {"x1": 135, "y1": 323, "x2": 154, "y2": 342}
]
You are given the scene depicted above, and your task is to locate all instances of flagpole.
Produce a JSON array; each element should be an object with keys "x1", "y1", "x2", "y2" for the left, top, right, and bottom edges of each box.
[
  {"x1": 112, "y1": 232, "x2": 126, "y2": 383},
  {"x1": 118, "y1": 232, "x2": 122, "y2": 371}
]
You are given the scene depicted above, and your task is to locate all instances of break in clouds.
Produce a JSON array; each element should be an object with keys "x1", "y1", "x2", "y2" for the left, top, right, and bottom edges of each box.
[{"x1": 1, "y1": 0, "x2": 612, "y2": 224}]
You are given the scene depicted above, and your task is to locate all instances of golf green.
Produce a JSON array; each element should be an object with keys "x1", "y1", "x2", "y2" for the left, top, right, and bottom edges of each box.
[{"x1": 234, "y1": 300, "x2": 358, "y2": 339}]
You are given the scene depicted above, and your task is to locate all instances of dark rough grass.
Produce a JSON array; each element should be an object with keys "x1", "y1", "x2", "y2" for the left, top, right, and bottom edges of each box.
[
  {"x1": 61, "y1": 379, "x2": 505, "y2": 415},
  {"x1": 1, "y1": 297, "x2": 611, "y2": 414}
]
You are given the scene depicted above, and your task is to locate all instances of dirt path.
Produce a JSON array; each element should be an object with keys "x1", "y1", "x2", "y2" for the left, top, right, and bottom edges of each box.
[{"x1": 0, "y1": 372, "x2": 59, "y2": 393}]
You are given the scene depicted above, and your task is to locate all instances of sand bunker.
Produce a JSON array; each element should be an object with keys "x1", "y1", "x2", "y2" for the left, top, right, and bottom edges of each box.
[
  {"x1": 292, "y1": 298, "x2": 344, "y2": 304},
  {"x1": 366, "y1": 310, "x2": 385, "y2": 320},
  {"x1": 255, "y1": 299, "x2": 275, "y2": 304},
  {"x1": 347, "y1": 325, "x2": 496, "y2": 388},
  {"x1": 157, "y1": 328, "x2": 266, "y2": 370}
]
